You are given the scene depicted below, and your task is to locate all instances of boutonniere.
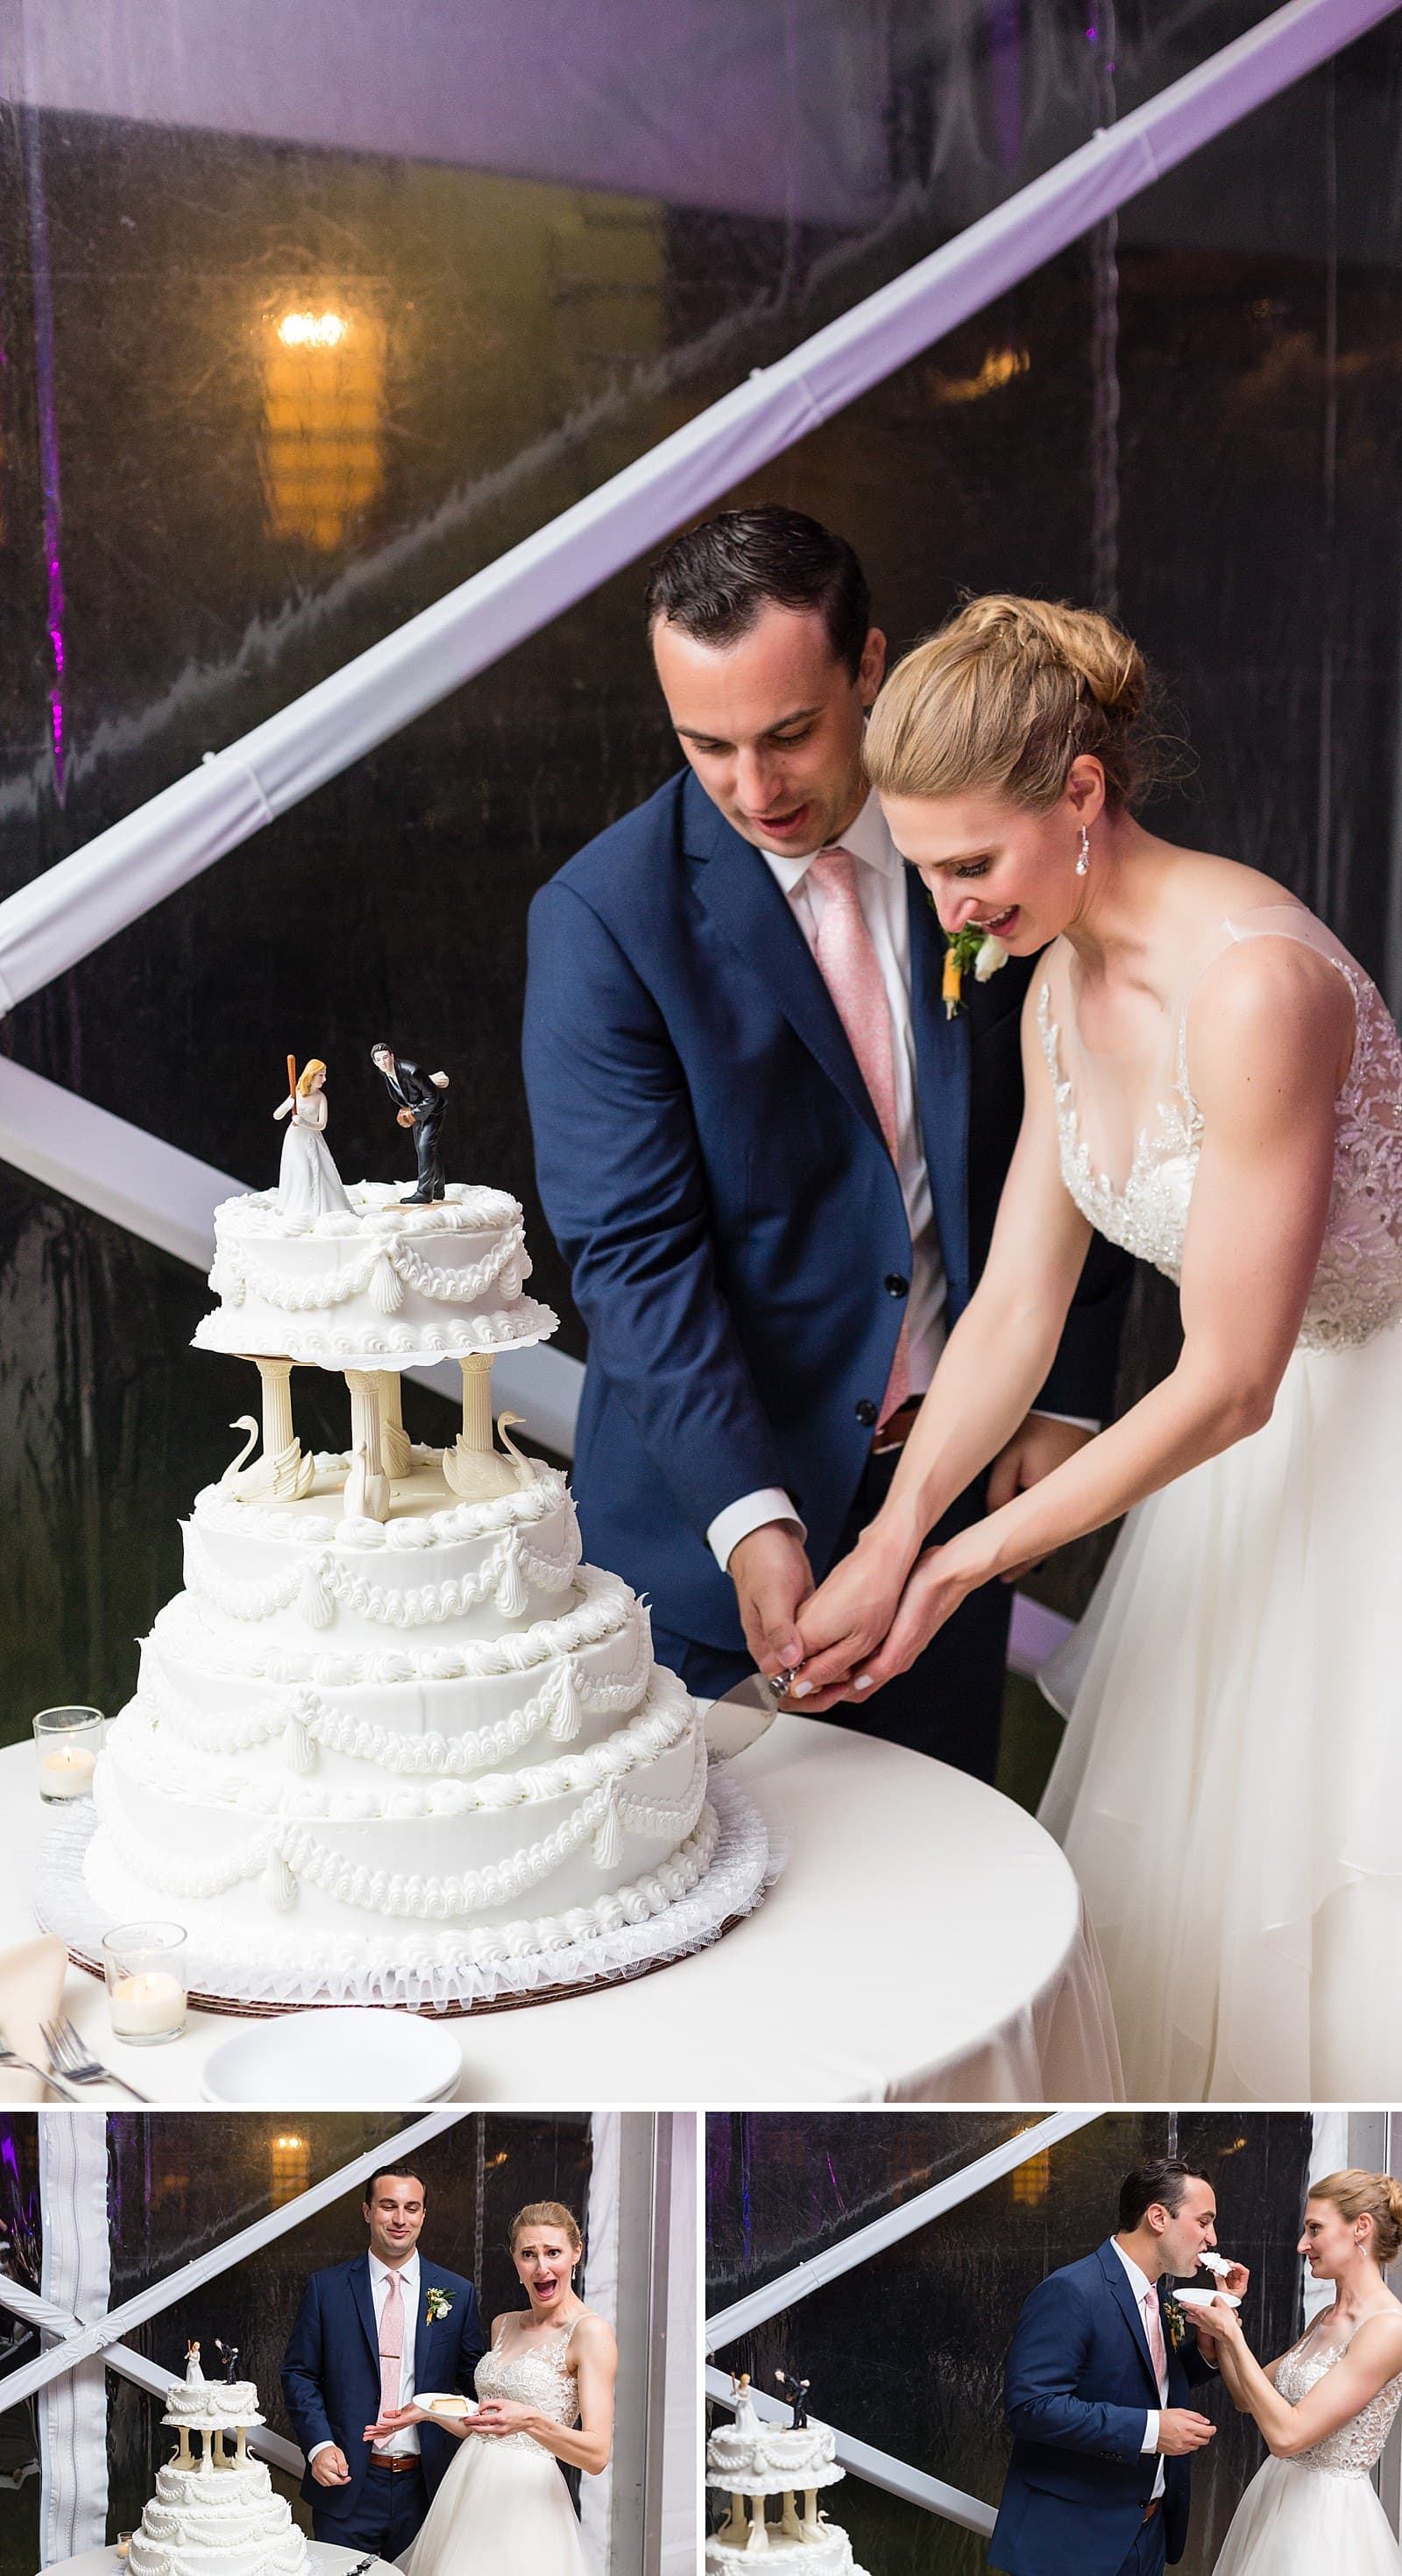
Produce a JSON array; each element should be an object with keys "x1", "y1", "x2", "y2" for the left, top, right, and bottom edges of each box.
[
  {"x1": 939, "y1": 914, "x2": 1009, "y2": 1018},
  {"x1": 425, "y1": 2288, "x2": 454, "y2": 2325},
  {"x1": 1163, "y1": 2296, "x2": 1187, "y2": 2352}
]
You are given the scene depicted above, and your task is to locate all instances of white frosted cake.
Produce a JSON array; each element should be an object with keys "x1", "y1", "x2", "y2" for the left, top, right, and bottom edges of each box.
[
  {"x1": 707, "y1": 2395, "x2": 867, "y2": 2576},
  {"x1": 130, "y1": 2371, "x2": 307, "y2": 2576},
  {"x1": 74, "y1": 1171, "x2": 743, "y2": 2006}
]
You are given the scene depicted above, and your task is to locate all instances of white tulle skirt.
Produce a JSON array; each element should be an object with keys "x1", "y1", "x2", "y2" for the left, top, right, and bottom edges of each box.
[
  {"x1": 1211, "y1": 2457, "x2": 1401, "y2": 2574},
  {"x1": 397, "y1": 2436, "x2": 589, "y2": 2576},
  {"x1": 1039, "y1": 1320, "x2": 1402, "y2": 2101}
]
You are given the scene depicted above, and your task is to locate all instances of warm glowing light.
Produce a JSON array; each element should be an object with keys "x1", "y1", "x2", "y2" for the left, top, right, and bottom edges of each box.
[
  {"x1": 270, "y1": 2129, "x2": 312, "y2": 2205},
  {"x1": 277, "y1": 311, "x2": 348, "y2": 348},
  {"x1": 928, "y1": 345, "x2": 1030, "y2": 407},
  {"x1": 1011, "y1": 2149, "x2": 1052, "y2": 2206}
]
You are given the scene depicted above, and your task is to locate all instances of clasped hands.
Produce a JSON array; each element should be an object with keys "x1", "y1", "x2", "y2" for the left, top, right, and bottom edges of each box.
[{"x1": 731, "y1": 1416, "x2": 1090, "y2": 1708}]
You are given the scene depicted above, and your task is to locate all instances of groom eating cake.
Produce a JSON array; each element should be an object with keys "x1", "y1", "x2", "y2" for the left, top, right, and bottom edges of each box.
[
  {"x1": 524, "y1": 506, "x2": 1129, "y2": 1776},
  {"x1": 281, "y1": 2162, "x2": 483, "y2": 2561},
  {"x1": 991, "y1": 2158, "x2": 1248, "y2": 2576}
]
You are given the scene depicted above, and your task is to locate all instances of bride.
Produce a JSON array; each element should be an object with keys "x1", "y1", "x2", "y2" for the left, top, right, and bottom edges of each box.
[
  {"x1": 365, "y1": 2201, "x2": 616, "y2": 2576},
  {"x1": 1201, "y1": 2169, "x2": 1402, "y2": 2574},
  {"x1": 274, "y1": 1058, "x2": 353, "y2": 1220},
  {"x1": 786, "y1": 593, "x2": 1402, "y2": 2100}
]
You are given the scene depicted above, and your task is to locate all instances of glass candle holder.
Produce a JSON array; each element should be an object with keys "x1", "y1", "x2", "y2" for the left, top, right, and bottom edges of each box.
[
  {"x1": 33, "y1": 1706, "x2": 104, "y2": 1801},
  {"x1": 102, "y1": 1922, "x2": 188, "y2": 2044},
  {"x1": 116, "y1": 2533, "x2": 132, "y2": 2564}
]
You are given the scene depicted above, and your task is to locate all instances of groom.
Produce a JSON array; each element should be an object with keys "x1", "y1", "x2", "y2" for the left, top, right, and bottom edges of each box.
[
  {"x1": 281, "y1": 2162, "x2": 484, "y2": 2559},
  {"x1": 990, "y1": 2158, "x2": 1249, "y2": 2576},
  {"x1": 524, "y1": 505, "x2": 1129, "y2": 1775}
]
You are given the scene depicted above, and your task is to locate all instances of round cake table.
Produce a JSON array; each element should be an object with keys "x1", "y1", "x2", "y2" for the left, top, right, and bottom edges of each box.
[
  {"x1": 0, "y1": 1718, "x2": 1122, "y2": 2103},
  {"x1": 44, "y1": 2551, "x2": 394, "y2": 2573}
]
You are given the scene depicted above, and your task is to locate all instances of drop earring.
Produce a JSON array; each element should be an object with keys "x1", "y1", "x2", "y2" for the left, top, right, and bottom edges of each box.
[{"x1": 1075, "y1": 824, "x2": 1090, "y2": 877}]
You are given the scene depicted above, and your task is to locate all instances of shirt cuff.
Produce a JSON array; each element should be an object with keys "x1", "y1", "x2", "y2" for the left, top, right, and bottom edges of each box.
[
  {"x1": 1142, "y1": 2413, "x2": 1160, "y2": 2455},
  {"x1": 707, "y1": 1490, "x2": 807, "y2": 1573},
  {"x1": 1030, "y1": 1410, "x2": 1101, "y2": 1433},
  {"x1": 308, "y1": 2441, "x2": 335, "y2": 2462}
]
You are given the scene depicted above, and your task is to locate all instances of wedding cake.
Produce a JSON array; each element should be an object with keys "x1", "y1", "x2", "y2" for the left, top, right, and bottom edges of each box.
[
  {"x1": 69, "y1": 1171, "x2": 766, "y2": 2008},
  {"x1": 129, "y1": 2367, "x2": 308, "y2": 2576},
  {"x1": 706, "y1": 2386, "x2": 868, "y2": 2576}
]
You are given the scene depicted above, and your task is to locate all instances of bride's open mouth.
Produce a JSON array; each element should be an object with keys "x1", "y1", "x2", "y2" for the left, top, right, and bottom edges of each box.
[{"x1": 974, "y1": 905, "x2": 1019, "y2": 938}]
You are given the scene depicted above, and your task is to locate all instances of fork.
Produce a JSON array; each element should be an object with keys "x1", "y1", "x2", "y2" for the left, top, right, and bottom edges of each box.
[
  {"x1": 42, "y1": 2014, "x2": 153, "y2": 2104},
  {"x1": 0, "y1": 2033, "x2": 85, "y2": 2104}
]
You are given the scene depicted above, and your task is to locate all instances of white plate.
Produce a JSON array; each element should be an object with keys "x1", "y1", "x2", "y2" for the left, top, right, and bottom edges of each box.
[
  {"x1": 417, "y1": 2393, "x2": 478, "y2": 2417},
  {"x1": 1176, "y1": 2288, "x2": 1241, "y2": 2310},
  {"x1": 201, "y1": 2010, "x2": 462, "y2": 2105}
]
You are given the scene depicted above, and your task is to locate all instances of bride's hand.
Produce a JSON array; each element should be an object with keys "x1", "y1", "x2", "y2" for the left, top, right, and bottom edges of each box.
[
  {"x1": 1201, "y1": 2296, "x2": 1243, "y2": 2346},
  {"x1": 782, "y1": 1529, "x2": 911, "y2": 1705},
  {"x1": 793, "y1": 1538, "x2": 987, "y2": 1709},
  {"x1": 473, "y1": 2398, "x2": 535, "y2": 2438}
]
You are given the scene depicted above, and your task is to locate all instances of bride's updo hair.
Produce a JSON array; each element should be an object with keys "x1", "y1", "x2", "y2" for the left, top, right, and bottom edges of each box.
[
  {"x1": 864, "y1": 594, "x2": 1165, "y2": 814},
  {"x1": 509, "y1": 2202, "x2": 583, "y2": 2252},
  {"x1": 1310, "y1": 2170, "x2": 1402, "y2": 2267}
]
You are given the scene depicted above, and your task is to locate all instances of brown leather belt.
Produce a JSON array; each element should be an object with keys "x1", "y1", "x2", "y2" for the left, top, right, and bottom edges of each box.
[
  {"x1": 368, "y1": 2455, "x2": 420, "y2": 2474},
  {"x1": 872, "y1": 1394, "x2": 926, "y2": 1454}
]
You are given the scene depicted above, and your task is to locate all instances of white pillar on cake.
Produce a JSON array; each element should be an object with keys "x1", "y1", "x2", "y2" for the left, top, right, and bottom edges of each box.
[
  {"x1": 343, "y1": 1369, "x2": 392, "y2": 1521},
  {"x1": 442, "y1": 1354, "x2": 525, "y2": 1502}
]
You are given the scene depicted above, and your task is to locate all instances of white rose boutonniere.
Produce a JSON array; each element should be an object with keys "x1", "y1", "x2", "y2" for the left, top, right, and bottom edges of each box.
[
  {"x1": 425, "y1": 2288, "x2": 454, "y2": 2325},
  {"x1": 941, "y1": 920, "x2": 1009, "y2": 1018}
]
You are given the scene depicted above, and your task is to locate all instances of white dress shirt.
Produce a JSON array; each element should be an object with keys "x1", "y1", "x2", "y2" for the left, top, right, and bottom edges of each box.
[
  {"x1": 706, "y1": 790, "x2": 1094, "y2": 1574},
  {"x1": 309, "y1": 2251, "x2": 421, "y2": 2464},
  {"x1": 1109, "y1": 2237, "x2": 1166, "y2": 2496}
]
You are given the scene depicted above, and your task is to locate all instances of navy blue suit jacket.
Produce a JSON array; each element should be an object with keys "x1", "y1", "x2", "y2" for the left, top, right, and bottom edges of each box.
[
  {"x1": 524, "y1": 769, "x2": 1129, "y2": 1653},
  {"x1": 989, "y1": 2240, "x2": 1217, "y2": 2576},
  {"x1": 281, "y1": 2256, "x2": 484, "y2": 2521}
]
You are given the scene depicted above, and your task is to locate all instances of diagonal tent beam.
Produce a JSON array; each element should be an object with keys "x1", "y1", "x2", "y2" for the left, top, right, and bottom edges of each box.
[
  {"x1": 705, "y1": 2110, "x2": 1095, "y2": 2350},
  {"x1": 0, "y1": 2275, "x2": 302, "y2": 2475},
  {"x1": 0, "y1": 2106, "x2": 469, "y2": 2415},
  {"x1": 703, "y1": 2372, "x2": 996, "y2": 2538},
  {"x1": 0, "y1": 0, "x2": 1397, "y2": 1018}
]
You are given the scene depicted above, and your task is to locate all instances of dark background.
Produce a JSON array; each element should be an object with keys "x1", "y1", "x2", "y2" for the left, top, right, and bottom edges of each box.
[
  {"x1": 0, "y1": 2106, "x2": 593, "y2": 2570},
  {"x1": 3, "y1": 2, "x2": 1402, "y2": 1742},
  {"x1": 705, "y1": 2110, "x2": 1316, "y2": 2576}
]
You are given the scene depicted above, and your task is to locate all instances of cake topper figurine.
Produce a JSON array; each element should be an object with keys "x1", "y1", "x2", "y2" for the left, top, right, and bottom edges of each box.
[
  {"x1": 730, "y1": 2370, "x2": 758, "y2": 2432},
  {"x1": 214, "y1": 2340, "x2": 240, "y2": 2382},
  {"x1": 371, "y1": 1044, "x2": 450, "y2": 1205},
  {"x1": 775, "y1": 2369, "x2": 811, "y2": 2428},
  {"x1": 185, "y1": 2342, "x2": 204, "y2": 2384},
  {"x1": 274, "y1": 1057, "x2": 353, "y2": 1221}
]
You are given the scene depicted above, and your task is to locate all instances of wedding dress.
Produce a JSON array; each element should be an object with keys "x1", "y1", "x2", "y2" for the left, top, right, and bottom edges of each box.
[
  {"x1": 397, "y1": 2315, "x2": 595, "y2": 2576},
  {"x1": 1211, "y1": 2319, "x2": 1402, "y2": 2574},
  {"x1": 1036, "y1": 905, "x2": 1402, "y2": 2098},
  {"x1": 277, "y1": 1093, "x2": 352, "y2": 1221}
]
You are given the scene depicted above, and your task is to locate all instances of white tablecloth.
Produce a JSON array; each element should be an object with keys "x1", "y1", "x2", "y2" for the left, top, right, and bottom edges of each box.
[
  {"x1": 46, "y1": 2550, "x2": 393, "y2": 2574},
  {"x1": 0, "y1": 1720, "x2": 1122, "y2": 2103}
]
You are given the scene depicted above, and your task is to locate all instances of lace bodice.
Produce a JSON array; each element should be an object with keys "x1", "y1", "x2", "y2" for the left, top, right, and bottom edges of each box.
[
  {"x1": 1037, "y1": 907, "x2": 1402, "y2": 1352},
  {"x1": 473, "y1": 2317, "x2": 584, "y2": 2452},
  {"x1": 1274, "y1": 2339, "x2": 1402, "y2": 2475}
]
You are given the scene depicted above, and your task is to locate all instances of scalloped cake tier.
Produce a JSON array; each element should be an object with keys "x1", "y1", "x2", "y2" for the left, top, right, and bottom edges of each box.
[
  {"x1": 706, "y1": 2423, "x2": 842, "y2": 2495},
  {"x1": 706, "y1": 2530, "x2": 859, "y2": 2576},
  {"x1": 130, "y1": 2453, "x2": 308, "y2": 2576},
  {"x1": 193, "y1": 1181, "x2": 556, "y2": 1365},
  {"x1": 164, "y1": 2384, "x2": 260, "y2": 2424}
]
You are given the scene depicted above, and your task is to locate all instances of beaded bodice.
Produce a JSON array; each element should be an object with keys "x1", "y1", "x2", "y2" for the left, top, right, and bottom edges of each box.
[
  {"x1": 1274, "y1": 2339, "x2": 1402, "y2": 2475},
  {"x1": 1037, "y1": 907, "x2": 1402, "y2": 1353},
  {"x1": 474, "y1": 2317, "x2": 583, "y2": 2452}
]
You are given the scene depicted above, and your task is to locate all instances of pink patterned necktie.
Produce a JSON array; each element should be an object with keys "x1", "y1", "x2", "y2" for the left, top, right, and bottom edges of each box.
[
  {"x1": 1143, "y1": 2288, "x2": 1167, "y2": 2393},
  {"x1": 805, "y1": 847, "x2": 910, "y2": 1421},
  {"x1": 379, "y1": 2268, "x2": 404, "y2": 2424}
]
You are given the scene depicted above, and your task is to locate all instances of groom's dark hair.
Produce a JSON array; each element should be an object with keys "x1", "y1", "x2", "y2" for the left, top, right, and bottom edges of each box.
[
  {"x1": 1119, "y1": 2158, "x2": 1209, "y2": 2231},
  {"x1": 364, "y1": 2164, "x2": 426, "y2": 2201},
  {"x1": 644, "y1": 506, "x2": 873, "y2": 679}
]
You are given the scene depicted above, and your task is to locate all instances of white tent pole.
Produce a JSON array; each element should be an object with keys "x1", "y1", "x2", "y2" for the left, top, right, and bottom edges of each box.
[
  {"x1": 0, "y1": 2276, "x2": 303, "y2": 2476},
  {"x1": 703, "y1": 2374, "x2": 995, "y2": 2537},
  {"x1": 39, "y1": 2115, "x2": 110, "y2": 2561},
  {"x1": 705, "y1": 2111, "x2": 1095, "y2": 2350},
  {"x1": 2, "y1": 2106, "x2": 469, "y2": 2415},
  {"x1": 0, "y1": 0, "x2": 1395, "y2": 1019}
]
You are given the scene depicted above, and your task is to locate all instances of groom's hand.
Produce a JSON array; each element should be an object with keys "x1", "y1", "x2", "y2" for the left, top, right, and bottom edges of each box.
[
  {"x1": 310, "y1": 2445, "x2": 351, "y2": 2486},
  {"x1": 728, "y1": 1525, "x2": 813, "y2": 1681},
  {"x1": 1156, "y1": 2410, "x2": 1216, "y2": 2454},
  {"x1": 986, "y1": 1415, "x2": 1093, "y2": 1575}
]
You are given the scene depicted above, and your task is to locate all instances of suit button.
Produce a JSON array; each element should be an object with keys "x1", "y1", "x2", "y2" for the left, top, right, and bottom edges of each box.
[
  {"x1": 854, "y1": 1398, "x2": 878, "y2": 1426},
  {"x1": 884, "y1": 1273, "x2": 909, "y2": 1299}
]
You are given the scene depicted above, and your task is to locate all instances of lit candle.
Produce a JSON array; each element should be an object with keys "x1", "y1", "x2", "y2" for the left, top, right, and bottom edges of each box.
[
  {"x1": 109, "y1": 1971, "x2": 187, "y2": 2039},
  {"x1": 116, "y1": 2537, "x2": 131, "y2": 2563},
  {"x1": 39, "y1": 1744, "x2": 97, "y2": 1799}
]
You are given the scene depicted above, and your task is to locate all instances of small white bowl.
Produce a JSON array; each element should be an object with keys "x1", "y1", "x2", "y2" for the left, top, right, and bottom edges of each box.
[
  {"x1": 201, "y1": 2009, "x2": 461, "y2": 2105},
  {"x1": 1176, "y1": 2287, "x2": 1241, "y2": 2310}
]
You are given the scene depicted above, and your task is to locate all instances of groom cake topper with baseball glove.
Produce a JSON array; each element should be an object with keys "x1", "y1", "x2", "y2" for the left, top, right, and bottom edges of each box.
[{"x1": 371, "y1": 1042, "x2": 451, "y2": 1205}]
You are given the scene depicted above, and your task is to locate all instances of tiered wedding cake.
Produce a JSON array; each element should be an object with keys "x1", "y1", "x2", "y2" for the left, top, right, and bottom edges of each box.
[
  {"x1": 129, "y1": 2362, "x2": 308, "y2": 2576},
  {"x1": 70, "y1": 1176, "x2": 767, "y2": 2007},
  {"x1": 706, "y1": 2382, "x2": 868, "y2": 2576}
]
